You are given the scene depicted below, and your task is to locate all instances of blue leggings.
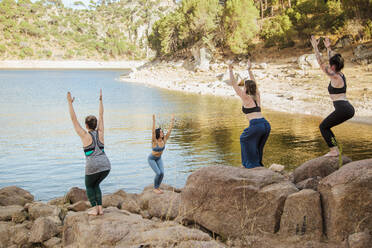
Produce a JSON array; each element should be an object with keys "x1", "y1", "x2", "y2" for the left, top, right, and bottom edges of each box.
[
  {"x1": 148, "y1": 154, "x2": 164, "y2": 189},
  {"x1": 240, "y1": 118, "x2": 271, "y2": 169}
]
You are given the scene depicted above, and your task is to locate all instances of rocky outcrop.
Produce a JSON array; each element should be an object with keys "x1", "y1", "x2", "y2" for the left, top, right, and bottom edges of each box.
[
  {"x1": 279, "y1": 189, "x2": 323, "y2": 240},
  {"x1": 62, "y1": 207, "x2": 225, "y2": 248},
  {"x1": 102, "y1": 189, "x2": 127, "y2": 208},
  {"x1": 181, "y1": 166, "x2": 298, "y2": 238},
  {"x1": 64, "y1": 187, "x2": 88, "y2": 204},
  {"x1": 334, "y1": 35, "x2": 354, "y2": 48},
  {"x1": 120, "y1": 193, "x2": 141, "y2": 214},
  {"x1": 0, "y1": 205, "x2": 24, "y2": 221},
  {"x1": 318, "y1": 158, "x2": 372, "y2": 242},
  {"x1": 29, "y1": 217, "x2": 61, "y2": 243},
  {"x1": 139, "y1": 184, "x2": 182, "y2": 220},
  {"x1": 25, "y1": 202, "x2": 61, "y2": 220},
  {"x1": 0, "y1": 186, "x2": 34, "y2": 206},
  {"x1": 293, "y1": 156, "x2": 351, "y2": 184},
  {"x1": 67, "y1": 201, "x2": 90, "y2": 212},
  {"x1": 353, "y1": 44, "x2": 372, "y2": 65}
]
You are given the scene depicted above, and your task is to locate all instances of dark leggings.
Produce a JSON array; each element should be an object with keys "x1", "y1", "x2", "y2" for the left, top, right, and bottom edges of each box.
[
  {"x1": 85, "y1": 170, "x2": 110, "y2": 207},
  {"x1": 319, "y1": 100, "x2": 355, "y2": 147},
  {"x1": 240, "y1": 118, "x2": 271, "y2": 169}
]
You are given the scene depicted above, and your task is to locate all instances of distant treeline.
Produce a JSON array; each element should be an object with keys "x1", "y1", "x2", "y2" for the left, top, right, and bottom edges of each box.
[
  {"x1": 149, "y1": 0, "x2": 372, "y2": 57},
  {"x1": 0, "y1": 0, "x2": 173, "y2": 60}
]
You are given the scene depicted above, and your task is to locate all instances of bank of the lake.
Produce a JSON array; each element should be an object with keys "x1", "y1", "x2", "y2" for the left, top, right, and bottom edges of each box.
[{"x1": 121, "y1": 59, "x2": 372, "y2": 124}]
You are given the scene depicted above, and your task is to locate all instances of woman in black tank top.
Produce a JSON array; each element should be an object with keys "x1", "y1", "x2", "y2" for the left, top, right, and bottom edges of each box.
[{"x1": 310, "y1": 36, "x2": 355, "y2": 157}]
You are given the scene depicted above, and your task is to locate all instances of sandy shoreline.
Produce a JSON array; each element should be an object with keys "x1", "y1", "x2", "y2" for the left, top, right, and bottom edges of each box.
[
  {"x1": 120, "y1": 60, "x2": 372, "y2": 124},
  {"x1": 0, "y1": 60, "x2": 145, "y2": 69}
]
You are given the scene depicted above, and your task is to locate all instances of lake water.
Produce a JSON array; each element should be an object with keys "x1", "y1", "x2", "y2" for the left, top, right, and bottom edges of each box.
[{"x1": 1, "y1": 70, "x2": 371, "y2": 201}]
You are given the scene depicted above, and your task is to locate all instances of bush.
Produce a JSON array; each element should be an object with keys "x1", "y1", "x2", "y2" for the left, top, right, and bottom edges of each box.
[
  {"x1": 0, "y1": 44, "x2": 6, "y2": 54},
  {"x1": 364, "y1": 20, "x2": 372, "y2": 40},
  {"x1": 19, "y1": 47, "x2": 33, "y2": 58},
  {"x1": 261, "y1": 14, "x2": 296, "y2": 48}
]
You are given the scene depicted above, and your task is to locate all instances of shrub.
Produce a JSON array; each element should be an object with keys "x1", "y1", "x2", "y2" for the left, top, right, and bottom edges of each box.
[
  {"x1": 0, "y1": 44, "x2": 6, "y2": 54},
  {"x1": 261, "y1": 14, "x2": 296, "y2": 48}
]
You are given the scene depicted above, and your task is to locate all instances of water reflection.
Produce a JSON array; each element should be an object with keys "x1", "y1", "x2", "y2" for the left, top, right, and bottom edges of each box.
[{"x1": 0, "y1": 70, "x2": 371, "y2": 200}]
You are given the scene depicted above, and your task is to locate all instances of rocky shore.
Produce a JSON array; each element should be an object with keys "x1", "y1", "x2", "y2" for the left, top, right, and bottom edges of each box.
[
  {"x1": 121, "y1": 44, "x2": 372, "y2": 123},
  {"x1": 1, "y1": 156, "x2": 371, "y2": 248}
]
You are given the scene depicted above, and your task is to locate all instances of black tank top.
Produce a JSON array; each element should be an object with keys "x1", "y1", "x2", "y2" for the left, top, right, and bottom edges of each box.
[
  {"x1": 328, "y1": 74, "x2": 346, "y2": 94},
  {"x1": 242, "y1": 99, "x2": 261, "y2": 114}
]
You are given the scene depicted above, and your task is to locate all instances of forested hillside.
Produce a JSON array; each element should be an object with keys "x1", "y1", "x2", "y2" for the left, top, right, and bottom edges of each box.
[
  {"x1": 0, "y1": 0, "x2": 371, "y2": 60},
  {"x1": 149, "y1": 0, "x2": 372, "y2": 57},
  {"x1": 0, "y1": 0, "x2": 175, "y2": 60}
]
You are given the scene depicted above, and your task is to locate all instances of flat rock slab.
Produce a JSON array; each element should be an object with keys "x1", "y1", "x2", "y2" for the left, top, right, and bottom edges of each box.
[{"x1": 62, "y1": 207, "x2": 225, "y2": 248}]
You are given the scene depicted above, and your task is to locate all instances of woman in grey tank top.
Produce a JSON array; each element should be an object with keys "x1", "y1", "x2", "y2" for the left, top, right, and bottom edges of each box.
[{"x1": 67, "y1": 89, "x2": 111, "y2": 216}]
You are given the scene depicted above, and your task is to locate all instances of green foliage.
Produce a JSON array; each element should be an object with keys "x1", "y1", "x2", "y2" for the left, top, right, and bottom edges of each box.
[
  {"x1": 149, "y1": 0, "x2": 222, "y2": 56},
  {"x1": 261, "y1": 14, "x2": 296, "y2": 48},
  {"x1": 223, "y1": 0, "x2": 259, "y2": 54},
  {"x1": 19, "y1": 21, "x2": 42, "y2": 37},
  {"x1": 364, "y1": 20, "x2": 372, "y2": 40},
  {"x1": 0, "y1": 44, "x2": 6, "y2": 54},
  {"x1": 20, "y1": 47, "x2": 34, "y2": 58},
  {"x1": 287, "y1": 0, "x2": 345, "y2": 37}
]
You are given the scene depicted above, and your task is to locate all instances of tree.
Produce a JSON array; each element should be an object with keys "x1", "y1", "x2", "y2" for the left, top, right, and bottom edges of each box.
[{"x1": 223, "y1": 0, "x2": 259, "y2": 54}]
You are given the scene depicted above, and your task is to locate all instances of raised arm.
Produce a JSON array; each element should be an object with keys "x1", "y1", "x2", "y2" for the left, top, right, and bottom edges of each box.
[
  {"x1": 97, "y1": 89, "x2": 104, "y2": 144},
  {"x1": 229, "y1": 63, "x2": 244, "y2": 98},
  {"x1": 67, "y1": 92, "x2": 87, "y2": 138},
  {"x1": 164, "y1": 114, "x2": 175, "y2": 143},
  {"x1": 152, "y1": 114, "x2": 156, "y2": 142},
  {"x1": 247, "y1": 59, "x2": 255, "y2": 82},
  {"x1": 324, "y1": 37, "x2": 335, "y2": 60},
  {"x1": 310, "y1": 35, "x2": 337, "y2": 78}
]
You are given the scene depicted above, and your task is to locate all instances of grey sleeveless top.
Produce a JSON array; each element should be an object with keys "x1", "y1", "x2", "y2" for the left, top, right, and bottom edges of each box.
[{"x1": 83, "y1": 130, "x2": 111, "y2": 175}]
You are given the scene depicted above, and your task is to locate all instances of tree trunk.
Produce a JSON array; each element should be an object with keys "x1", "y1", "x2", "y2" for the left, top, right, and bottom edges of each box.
[{"x1": 260, "y1": 0, "x2": 263, "y2": 20}]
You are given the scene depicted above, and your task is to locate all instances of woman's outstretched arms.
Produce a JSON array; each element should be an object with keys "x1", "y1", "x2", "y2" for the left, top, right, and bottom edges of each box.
[
  {"x1": 97, "y1": 89, "x2": 104, "y2": 144},
  {"x1": 324, "y1": 38, "x2": 335, "y2": 60},
  {"x1": 165, "y1": 114, "x2": 175, "y2": 143},
  {"x1": 229, "y1": 63, "x2": 244, "y2": 98},
  {"x1": 67, "y1": 92, "x2": 86, "y2": 138},
  {"x1": 310, "y1": 35, "x2": 337, "y2": 79}
]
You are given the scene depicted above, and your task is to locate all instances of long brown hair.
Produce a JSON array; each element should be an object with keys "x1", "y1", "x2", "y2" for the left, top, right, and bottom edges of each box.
[{"x1": 244, "y1": 80, "x2": 257, "y2": 99}]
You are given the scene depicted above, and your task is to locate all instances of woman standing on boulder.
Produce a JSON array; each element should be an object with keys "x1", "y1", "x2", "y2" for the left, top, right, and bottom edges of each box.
[
  {"x1": 67, "y1": 89, "x2": 111, "y2": 215},
  {"x1": 229, "y1": 60, "x2": 271, "y2": 168},
  {"x1": 148, "y1": 114, "x2": 174, "y2": 194},
  {"x1": 310, "y1": 36, "x2": 355, "y2": 156}
]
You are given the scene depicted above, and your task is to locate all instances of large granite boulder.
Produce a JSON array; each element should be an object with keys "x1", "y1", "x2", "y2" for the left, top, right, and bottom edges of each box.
[
  {"x1": 120, "y1": 193, "x2": 141, "y2": 214},
  {"x1": 279, "y1": 189, "x2": 323, "y2": 240},
  {"x1": 102, "y1": 190, "x2": 127, "y2": 208},
  {"x1": 25, "y1": 202, "x2": 61, "y2": 220},
  {"x1": 64, "y1": 187, "x2": 88, "y2": 204},
  {"x1": 318, "y1": 159, "x2": 372, "y2": 242},
  {"x1": 62, "y1": 207, "x2": 225, "y2": 248},
  {"x1": 0, "y1": 221, "x2": 32, "y2": 248},
  {"x1": 180, "y1": 166, "x2": 298, "y2": 238},
  {"x1": 293, "y1": 156, "x2": 351, "y2": 184},
  {"x1": 29, "y1": 217, "x2": 60, "y2": 243},
  {"x1": 0, "y1": 186, "x2": 34, "y2": 206}
]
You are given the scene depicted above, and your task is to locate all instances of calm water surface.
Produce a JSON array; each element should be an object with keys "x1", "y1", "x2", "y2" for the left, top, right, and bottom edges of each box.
[{"x1": 1, "y1": 70, "x2": 371, "y2": 201}]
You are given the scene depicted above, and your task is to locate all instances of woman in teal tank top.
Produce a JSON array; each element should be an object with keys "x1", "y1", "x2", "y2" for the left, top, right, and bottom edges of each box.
[{"x1": 67, "y1": 89, "x2": 111, "y2": 216}]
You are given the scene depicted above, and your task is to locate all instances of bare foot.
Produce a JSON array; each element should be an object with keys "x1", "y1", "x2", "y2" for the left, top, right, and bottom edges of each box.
[
  {"x1": 87, "y1": 207, "x2": 98, "y2": 216},
  {"x1": 98, "y1": 205, "x2": 104, "y2": 215},
  {"x1": 323, "y1": 151, "x2": 339, "y2": 157},
  {"x1": 153, "y1": 189, "x2": 163, "y2": 194}
]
